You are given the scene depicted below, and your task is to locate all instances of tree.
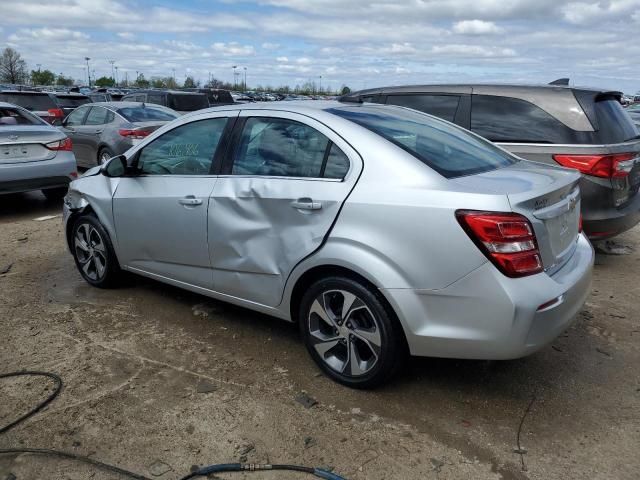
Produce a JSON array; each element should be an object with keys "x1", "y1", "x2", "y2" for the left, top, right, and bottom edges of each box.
[
  {"x1": 151, "y1": 77, "x2": 166, "y2": 88},
  {"x1": 0, "y1": 47, "x2": 28, "y2": 84},
  {"x1": 31, "y1": 69, "x2": 55, "y2": 86},
  {"x1": 56, "y1": 75, "x2": 74, "y2": 86},
  {"x1": 184, "y1": 76, "x2": 198, "y2": 88},
  {"x1": 95, "y1": 76, "x2": 115, "y2": 87},
  {"x1": 340, "y1": 86, "x2": 351, "y2": 95},
  {"x1": 134, "y1": 74, "x2": 150, "y2": 88}
]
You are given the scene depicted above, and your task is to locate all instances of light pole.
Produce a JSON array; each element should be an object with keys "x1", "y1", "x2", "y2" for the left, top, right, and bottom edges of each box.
[
  {"x1": 135, "y1": 71, "x2": 139, "y2": 85},
  {"x1": 84, "y1": 57, "x2": 91, "y2": 87},
  {"x1": 114, "y1": 66, "x2": 119, "y2": 87},
  {"x1": 319, "y1": 75, "x2": 322, "y2": 94},
  {"x1": 243, "y1": 67, "x2": 247, "y2": 92},
  {"x1": 109, "y1": 59, "x2": 115, "y2": 84},
  {"x1": 172, "y1": 68, "x2": 176, "y2": 86},
  {"x1": 232, "y1": 66, "x2": 237, "y2": 89}
]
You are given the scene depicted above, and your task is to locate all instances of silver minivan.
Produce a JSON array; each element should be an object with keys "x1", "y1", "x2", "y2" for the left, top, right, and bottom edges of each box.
[{"x1": 64, "y1": 102, "x2": 593, "y2": 387}]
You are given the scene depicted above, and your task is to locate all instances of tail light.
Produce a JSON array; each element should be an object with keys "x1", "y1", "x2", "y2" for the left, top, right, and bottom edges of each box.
[
  {"x1": 553, "y1": 153, "x2": 638, "y2": 178},
  {"x1": 119, "y1": 128, "x2": 152, "y2": 139},
  {"x1": 45, "y1": 138, "x2": 73, "y2": 151},
  {"x1": 47, "y1": 108, "x2": 65, "y2": 119},
  {"x1": 456, "y1": 211, "x2": 543, "y2": 278}
]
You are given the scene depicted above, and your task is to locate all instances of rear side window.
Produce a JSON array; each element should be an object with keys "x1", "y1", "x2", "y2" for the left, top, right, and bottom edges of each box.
[
  {"x1": 85, "y1": 107, "x2": 109, "y2": 125},
  {"x1": 328, "y1": 105, "x2": 517, "y2": 178},
  {"x1": 232, "y1": 117, "x2": 350, "y2": 179},
  {"x1": 471, "y1": 95, "x2": 579, "y2": 144},
  {"x1": 56, "y1": 96, "x2": 90, "y2": 108},
  {"x1": 386, "y1": 94, "x2": 460, "y2": 122},
  {"x1": 147, "y1": 93, "x2": 165, "y2": 105},
  {"x1": 168, "y1": 94, "x2": 209, "y2": 112},
  {"x1": 0, "y1": 93, "x2": 56, "y2": 111},
  {"x1": 594, "y1": 99, "x2": 639, "y2": 143}
]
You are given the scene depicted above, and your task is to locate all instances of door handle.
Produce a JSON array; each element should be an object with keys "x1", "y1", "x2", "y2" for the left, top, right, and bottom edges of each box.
[
  {"x1": 291, "y1": 198, "x2": 322, "y2": 210},
  {"x1": 178, "y1": 195, "x2": 203, "y2": 206}
]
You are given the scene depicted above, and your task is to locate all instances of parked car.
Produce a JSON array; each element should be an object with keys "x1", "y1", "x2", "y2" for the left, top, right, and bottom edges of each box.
[
  {"x1": 51, "y1": 93, "x2": 92, "y2": 117},
  {"x1": 120, "y1": 90, "x2": 209, "y2": 114},
  {"x1": 59, "y1": 102, "x2": 180, "y2": 168},
  {"x1": 183, "y1": 88, "x2": 235, "y2": 106},
  {"x1": 63, "y1": 102, "x2": 593, "y2": 387},
  {"x1": 88, "y1": 93, "x2": 112, "y2": 103},
  {"x1": 626, "y1": 104, "x2": 640, "y2": 127},
  {"x1": 0, "y1": 102, "x2": 76, "y2": 200},
  {"x1": 0, "y1": 90, "x2": 65, "y2": 125},
  {"x1": 342, "y1": 84, "x2": 640, "y2": 240}
]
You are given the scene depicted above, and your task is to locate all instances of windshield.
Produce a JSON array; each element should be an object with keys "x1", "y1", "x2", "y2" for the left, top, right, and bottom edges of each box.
[
  {"x1": 117, "y1": 105, "x2": 180, "y2": 122},
  {"x1": 168, "y1": 94, "x2": 209, "y2": 111},
  {"x1": 0, "y1": 93, "x2": 56, "y2": 111},
  {"x1": 327, "y1": 105, "x2": 518, "y2": 178},
  {"x1": 0, "y1": 106, "x2": 44, "y2": 125}
]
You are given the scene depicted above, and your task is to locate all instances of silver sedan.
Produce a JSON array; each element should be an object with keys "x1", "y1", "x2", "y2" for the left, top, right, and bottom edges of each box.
[
  {"x1": 0, "y1": 102, "x2": 77, "y2": 200},
  {"x1": 63, "y1": 101, "x2": 594, "y2": 387}
]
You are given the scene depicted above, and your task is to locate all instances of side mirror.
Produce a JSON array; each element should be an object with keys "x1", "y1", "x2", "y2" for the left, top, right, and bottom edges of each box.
[{"x1": 101, "y1": 155, "x2": 129, "y2": 177}]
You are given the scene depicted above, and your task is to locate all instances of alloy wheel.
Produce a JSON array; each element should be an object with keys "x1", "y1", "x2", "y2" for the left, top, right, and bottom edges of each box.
[
  {"x1": 307, "y1": 289, "x2": 382, "y2": 377},
  {"x1": 74, "y1": 223, "x2": 107, "y2": 281},
  {"x1": 99, "y1": 151, "x2": 111, "y2": 165}
]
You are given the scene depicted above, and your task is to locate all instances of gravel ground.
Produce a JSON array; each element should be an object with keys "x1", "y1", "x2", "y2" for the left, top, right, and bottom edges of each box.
[{"x1": 0, "y1": 191, "x2": 638, "y2": 480}]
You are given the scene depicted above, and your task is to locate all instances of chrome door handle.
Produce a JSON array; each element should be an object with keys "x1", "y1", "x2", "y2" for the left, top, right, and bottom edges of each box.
[
  {"x1": 178, "y1": 195, "x2": 203, "y2": 206},
  {"x1": 291, "y1": 198, "x2": 322, "y2": 210}
]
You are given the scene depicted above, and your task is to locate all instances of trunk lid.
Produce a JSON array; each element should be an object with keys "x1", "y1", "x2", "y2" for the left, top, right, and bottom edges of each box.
[
  {"x1": 0, "y1": 126, "x2": 66, "y2": 164},
  {"x1": 453, "y1": 160, "x2": 582, "y2": 273}
]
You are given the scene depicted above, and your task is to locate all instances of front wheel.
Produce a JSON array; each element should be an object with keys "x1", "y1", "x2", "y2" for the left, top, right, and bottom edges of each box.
[
  {"x1": 98, "y1": 147, "x2": 114, "y2": 166},
  {"x1": 71, "y1": 214, "x2": 120, "y2": 288},
  {"x1": 299, "y1": 276, "x2": 406, "y2": 388}
]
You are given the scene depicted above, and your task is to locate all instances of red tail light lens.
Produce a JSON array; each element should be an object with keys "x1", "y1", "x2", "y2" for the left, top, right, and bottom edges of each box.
[
  {"x1": 456, "y1": 211, "x2": 543, "y2": 278},
  {"x1": 47, "y1": 108, "x2": 65, "y2": 118},
  {"x1": 119, "y1": 129, "x2": 152, "y2": 139},
  {"x1": 45, "y1": 138, "x2": 73, "y2": 151},
  {"x1": 553, "y1": 153, "x2": 638, "y2": 178}
]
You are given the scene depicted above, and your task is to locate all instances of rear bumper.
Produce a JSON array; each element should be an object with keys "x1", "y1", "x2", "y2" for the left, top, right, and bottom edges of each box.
[
  {"x1": 0, "y1": 152, "x2": 77, "y2": 194},
  {"x1": 382, "y1": 233, "x2": 594, "y2": 359},
  {"x1": 581, "y1": 177, "x2": 640, "y2": 239}
]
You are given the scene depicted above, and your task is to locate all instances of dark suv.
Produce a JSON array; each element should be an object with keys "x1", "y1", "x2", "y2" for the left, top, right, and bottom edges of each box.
[
  {"x1": 121, "y1": 90, "x2": 209, "y2": 114},
  {"x1": 342, "y1": 84, "x2": 640, "y2": 239},
  {"x1": 0, "y1": 90, "x2": 65, "y2": 124}
]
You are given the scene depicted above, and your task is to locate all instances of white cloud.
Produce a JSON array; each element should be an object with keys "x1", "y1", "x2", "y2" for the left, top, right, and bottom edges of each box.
[
  {"x1": 9, "y1": 27, "x2": 89, "y2": 42},
  {"x1": 431, "y1": 44, "x2": 517, "y2": 57},
  {"x1": 117, "y1": 32, "x2": 134, "y2": 39},
  {"x1": 296, "y1": 57, "x2": 311, "y2": 64},
  {"x1": 211, "y1": 42, "x2": 255, "y2": 56},
  {"x1": 261, "y1": 42, "x2": 280, "y2": 49},
  {"x1": 452, "y1": 19, "x2": 503, "y2": 35},
  {"x1": 276, "y1": 56, "x2": 289, "y2": 62}
]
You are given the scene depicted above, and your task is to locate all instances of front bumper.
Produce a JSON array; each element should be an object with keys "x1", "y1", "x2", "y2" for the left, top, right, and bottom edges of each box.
[
  {"x1": 0, "y1": 152, "x2": 77, "y2": 195},
  {"x1": 382, "y1": 233, "x2": 594, "y2": 359}
]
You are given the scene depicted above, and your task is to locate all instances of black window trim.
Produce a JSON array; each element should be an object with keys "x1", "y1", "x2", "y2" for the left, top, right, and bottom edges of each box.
[{"x1": 222, "y1": 115, "x2": 350, "y2": 181}]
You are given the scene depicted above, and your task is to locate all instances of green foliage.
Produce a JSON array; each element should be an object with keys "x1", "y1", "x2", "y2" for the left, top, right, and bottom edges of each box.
[
  {"x1": 340, "y1": 86, "x2": 351, "y2": 95},
  {"x1": 0, "y1": 47, "x2": 28, "y2": 84},
  {"x1": 94, "y1": 76, "x2": 115, "y2": 87},
  {"x1": 31, "y1": 69, "x2": 56, "y2": 86},
  {"x1": 183, "y1": 76, "x2": 198, "y2": 88},
  {"x1": 56, "y1": 75, "x2": 75, "y2": 87}
]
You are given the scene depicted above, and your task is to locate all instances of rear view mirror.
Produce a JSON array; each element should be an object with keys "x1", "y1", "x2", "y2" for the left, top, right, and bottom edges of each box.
[{"x1": 101, "y1": 155, "x2": 128, "y2": 177}]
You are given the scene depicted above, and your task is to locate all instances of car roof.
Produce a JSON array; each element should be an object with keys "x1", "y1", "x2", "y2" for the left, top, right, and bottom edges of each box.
[
  {"x1": 126, "y1": 89, "x2": 206, "y2": 96},
  {"x1": 0, "y1": 90, "x2": 51, "y2": 95},
  {"x1": 345, "y1": 83, "x2": 622, "y2": 96}
]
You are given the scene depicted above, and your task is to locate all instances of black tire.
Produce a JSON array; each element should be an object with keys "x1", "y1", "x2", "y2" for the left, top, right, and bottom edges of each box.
[
  {"x1": 42, "y1": 187, "x2": 68, "y2": 201},
  {"x1": 70, "y1": 214, "x2": 120, "y2": 288},
  {"x1": 299, "y1": 276, "x2": 406, "y2": 388},
  {"x1": 97, "y1": 147, "x2": 114, "y2": 166}
]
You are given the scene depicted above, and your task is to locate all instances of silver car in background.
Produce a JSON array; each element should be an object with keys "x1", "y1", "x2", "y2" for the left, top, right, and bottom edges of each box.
[
  {"x1": 63, "y1": 102, "x2": 593, "y2": 387},
  {"x1": 0, "y1": 102, "x2": 76, "y2": 200},
  {"x1": 60, "y1": 102, "x2": 180, "y2": 168}
]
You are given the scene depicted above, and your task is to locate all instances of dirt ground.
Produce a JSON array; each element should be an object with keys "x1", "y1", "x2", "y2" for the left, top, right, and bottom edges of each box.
[{"x1": 0, "y1": 191, "x2": 638, "y2": 480}]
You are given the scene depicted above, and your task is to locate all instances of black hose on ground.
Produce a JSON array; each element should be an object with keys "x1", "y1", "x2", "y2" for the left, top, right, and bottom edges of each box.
[{"x1": 0, "y1": 371, "x2": 347, "y2": 479}]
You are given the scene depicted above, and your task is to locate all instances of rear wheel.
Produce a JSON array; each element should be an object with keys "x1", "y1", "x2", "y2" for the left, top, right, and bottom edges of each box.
[
  {"x1": 71, "y1": 214, "x2": 120, "y2": 288},
  {"x1": 98, "y1": 147, "x2": 114, "y2": 166},
  {"x1": 299, "y1": 276, "x2": 406, "y2": 388},
  {"x1": 42, "y1": 187, "x2": 67, "y2": 201}
]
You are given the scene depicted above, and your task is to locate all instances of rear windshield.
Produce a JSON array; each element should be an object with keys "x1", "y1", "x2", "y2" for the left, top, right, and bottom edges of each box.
[
  {"x1": 0, "y1": 93, "x2": 56, "y2": 111},
  {"x1": 56, "y1": 96, "x2": 90, "y2": 108},
  {"x1": 117, "y1": 105, "x2": 180, "y2": 122},
  {"x1": 168, "y1": 94, "x2": 209, "y2": 111},
  {"x1": 0, "y1": 106, "x2": 44, "y2": 125},
  {"x1": 594, "y1": 99, "x2": 639, "y2": 143},
  {"x1": 328, "y1": 105, "x2": 517, "y2": 178}
]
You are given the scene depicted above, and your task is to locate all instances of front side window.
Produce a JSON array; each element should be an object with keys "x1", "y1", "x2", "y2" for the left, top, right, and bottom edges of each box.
[
  {"x1": 328, "y1": 105, "x2": 517, "y2": 179},
  {"x1": 65, "y1": 106, "x2": 89, "y2": 126},
  {"x1": 386, "y1": 94, "x2": 460, "y2": 122},
  {"x1": 136, "y1": 118, "x2": 227, "y2": 175},
  {"x1": 233, "y1": 117, "x2": 338, "y2": 178}
]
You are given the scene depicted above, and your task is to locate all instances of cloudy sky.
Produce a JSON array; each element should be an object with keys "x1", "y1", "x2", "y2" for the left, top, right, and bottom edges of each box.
[{"x1": 2, "y1": 0, "x2": 640, "y2": 93}]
